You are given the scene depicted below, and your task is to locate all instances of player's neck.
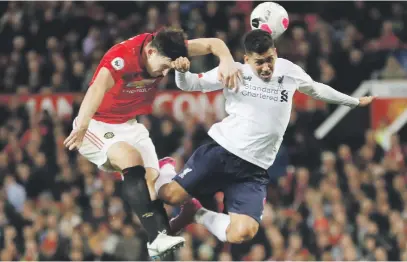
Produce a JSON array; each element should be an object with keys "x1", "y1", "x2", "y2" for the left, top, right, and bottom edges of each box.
[
  {"x1": 140, "y1": 45, "x2": 153, "y2": 78},
  {"x1": 141, "y1": 46, "x2": 148, "y2": 70}
]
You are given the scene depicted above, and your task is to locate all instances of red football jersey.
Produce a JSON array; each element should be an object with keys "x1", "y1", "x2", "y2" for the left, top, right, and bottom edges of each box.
[{"x1": 90, "y1": 33, "x2": 162, "y2": 124}]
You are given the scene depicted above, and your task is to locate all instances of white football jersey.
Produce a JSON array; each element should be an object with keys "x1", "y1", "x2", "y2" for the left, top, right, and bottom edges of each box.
[{"x1": 175, "y1": 58, "x2": 359, "y2": 169}]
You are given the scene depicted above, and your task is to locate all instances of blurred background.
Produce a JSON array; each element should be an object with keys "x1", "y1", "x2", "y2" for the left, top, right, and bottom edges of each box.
[{"x1": 0, "y1": 1, "x2": 407, "y2": 261}]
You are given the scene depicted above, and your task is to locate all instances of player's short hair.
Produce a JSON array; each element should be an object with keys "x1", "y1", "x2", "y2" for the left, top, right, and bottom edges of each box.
[
  {"x1": 151, "y1": 28, "x2": 188, "y2": 60},
  {"x1": 243, "y1": 29, "x2": 275, "y2": 54}
]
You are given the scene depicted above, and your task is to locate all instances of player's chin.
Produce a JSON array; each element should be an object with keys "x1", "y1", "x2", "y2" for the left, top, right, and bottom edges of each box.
[{"x1": 260, "y1": 74, "x2": 272, "y2": 82}]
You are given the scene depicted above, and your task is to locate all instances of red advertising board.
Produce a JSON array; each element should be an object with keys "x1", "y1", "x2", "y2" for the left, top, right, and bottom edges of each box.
[
  {"x1": 370, "y1": 98, "x2": 407, "y2": 129},
  {"x1": 0, "y1": 91, "x2": 325, "y2": 121}
]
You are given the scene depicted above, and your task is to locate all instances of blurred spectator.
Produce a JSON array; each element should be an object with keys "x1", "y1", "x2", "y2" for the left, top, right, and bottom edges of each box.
[
  {"x1": 0, "y1": 1, "x2": 406, "y2": 261},
  {"x1": 379, "y1": 55, "x2": 407, "y2": 79}
]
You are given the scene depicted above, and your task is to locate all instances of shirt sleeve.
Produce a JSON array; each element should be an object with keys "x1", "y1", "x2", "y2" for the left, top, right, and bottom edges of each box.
[
  {"x1": 98, "y1": 44, "x2": 129, "y2": 83},
  {"x1": 175, "y1": 66, "x2": 224, "y2": 93},
  {"x1": 286, "y1": 62, "x2": 314, "y2": 88},
  {"x1": 288, "y1": 62, "x2": 360, "y2": 108}
]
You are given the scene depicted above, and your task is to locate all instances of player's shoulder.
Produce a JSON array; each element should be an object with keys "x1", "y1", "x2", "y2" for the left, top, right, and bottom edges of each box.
[
  {"x1": 239, "y1": 62, "x2": 251, "y2": 72},
  {"x1": 275, "y1": 58, "x2": 297, "y2": 70},
  {"x1": 275, "y1": 58, "x2": 306, "y2": 77},
  {"x1": 106, "y1": 33, "x2": 150, "y2": 56},
  {"x1": 235, "y1": 61, "x2": 244, "y2": 67},
  {"x1": 101, "y1": 45, "x2": 129, "y2": 72},
  {"x1": 124, "y1": 33, "x2": 152, "y2": 45}
]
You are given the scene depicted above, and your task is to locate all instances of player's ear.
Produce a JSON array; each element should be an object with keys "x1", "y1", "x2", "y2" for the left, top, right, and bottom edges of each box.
[
  {"x1": 244, "y1": 55, "x2": 249, "y2": 64},
  {"x1": 147, "y1": 48, "x2": 157, "y2": 58}
]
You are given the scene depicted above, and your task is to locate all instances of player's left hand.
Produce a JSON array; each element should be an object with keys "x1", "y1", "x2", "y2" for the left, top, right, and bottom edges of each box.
[
  {"x1": 64, "y1": 127, "x2": 87, "y2": 151},
  {"x1": 358, "y1": 96, "x2": 376, "y2": 106},
  {"x1": 218, "y1": 58, "x2": 243, "y2": 89}
]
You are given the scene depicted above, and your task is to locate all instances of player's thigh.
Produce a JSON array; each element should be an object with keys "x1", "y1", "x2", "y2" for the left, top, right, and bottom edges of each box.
[
  {"x1": 172, "y1": 142, "x2": 226, "y2": 197},
  {"x1": 106, "y1": 142, "x2": 144, "y2": 171},
  {"x1": 131, "y1": 135, "x2": 160, "y2": 180},
  {"x1": 73, "y1": 118, "x2": 113, "y2": 170},
  {"x1": 105, "y1": 120, "x2": 154, "y2": 171},
  {"x1": 224, "y1": 180, "x2": 268, "y2": 240},
  {"x1": 221, "y1": 152, "x2": 269, "y2": 224}
]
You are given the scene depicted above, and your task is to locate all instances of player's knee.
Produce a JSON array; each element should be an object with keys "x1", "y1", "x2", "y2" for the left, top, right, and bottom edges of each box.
[
  {"x1": 227, "y1": 216, "x2": 259, "y2": 243},
  {"x1": 145, "y1": 167, "x2": 159, "y2": 183},
  {"x1": 107, "y1": 142, "x2": 143, "y2": 170},
  {"x1": 158, "y1": 182, "x2": 189, "y2": 205}
]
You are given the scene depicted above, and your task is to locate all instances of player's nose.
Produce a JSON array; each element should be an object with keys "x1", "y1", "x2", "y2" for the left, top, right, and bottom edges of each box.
[{"x1": 262, "y1": 63, "x2": 271, "y2": 71}]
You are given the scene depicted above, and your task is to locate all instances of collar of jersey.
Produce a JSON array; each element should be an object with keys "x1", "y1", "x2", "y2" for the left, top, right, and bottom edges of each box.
[{"x1": 137, "y1": 33, "x2": 155, "y2": 77}]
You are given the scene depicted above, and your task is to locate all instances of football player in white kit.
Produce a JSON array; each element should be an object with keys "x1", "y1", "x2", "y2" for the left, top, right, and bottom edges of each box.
[{"x1": 155, "y1": 29, "x2": 375, "y2": 244}]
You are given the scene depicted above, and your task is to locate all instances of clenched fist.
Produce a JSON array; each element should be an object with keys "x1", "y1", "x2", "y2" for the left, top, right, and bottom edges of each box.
[{"x1": 171, "y1": 57, "x2": 190, "y2": 73}]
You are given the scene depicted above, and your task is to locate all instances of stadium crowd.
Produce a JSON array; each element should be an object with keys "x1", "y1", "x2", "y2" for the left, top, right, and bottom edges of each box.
[{"x1": 0, "y1": 1, "x2": 406, "y2": 261}]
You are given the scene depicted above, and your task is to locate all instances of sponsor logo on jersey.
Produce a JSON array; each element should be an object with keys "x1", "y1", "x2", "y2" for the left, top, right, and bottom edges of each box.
[
  {"x1": 125, "y1": 79, "x2": 156, "y2": 88},
  {"x1": 111, "y1": 57, "x2": 124, "y2": 70},
  {"x1": 104, "y1": 132, "x2": 115, "y2": 139}
]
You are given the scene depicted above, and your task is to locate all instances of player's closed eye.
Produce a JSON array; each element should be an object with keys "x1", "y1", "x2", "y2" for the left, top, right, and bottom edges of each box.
[{"x1": 265, "y1": 57, "x2": 274, "y2": 63}]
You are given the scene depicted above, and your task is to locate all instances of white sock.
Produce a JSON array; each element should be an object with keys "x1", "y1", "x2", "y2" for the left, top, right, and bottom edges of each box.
[
  {"x1": 154, "y1": 164, "x2": 177, "y2": 194},
  {"x1": 195, "y1": 208, "x2": 230, "y2": 242}
]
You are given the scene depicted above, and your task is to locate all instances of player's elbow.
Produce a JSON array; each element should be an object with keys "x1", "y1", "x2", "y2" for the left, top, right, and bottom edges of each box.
[
  {"x1": 187, "y1": 38, "x2": 226, "y2": 56},
  {"x1": 205, "y1": 38, "x2": 226, "y2": 51}
]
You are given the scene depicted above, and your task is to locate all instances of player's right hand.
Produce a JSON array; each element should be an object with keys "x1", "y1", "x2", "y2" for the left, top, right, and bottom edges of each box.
[
  {"x1": 218, "y1": 59, "x2": 243, "y2": 89},
  {"x1": 358, "y1": 96, "x2": 376, "y2": 106},
  {"x1": 64, "y1": 128, "x2": 87, "y2": 151},
  {"x1": 172, "y1": 57, "x2": 190, "y2": 73}
]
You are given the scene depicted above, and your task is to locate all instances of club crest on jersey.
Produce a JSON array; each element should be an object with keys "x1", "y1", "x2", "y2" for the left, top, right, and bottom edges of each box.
[
  {"x1": 104, "y1": 132, "x2": 115, "y2": 139},
  {"x1": 278, "y1": 76, "x2": 285, "y2": 88},
  {"x1": 111, "y1": 57, "x2": 124, "y2": 70}
]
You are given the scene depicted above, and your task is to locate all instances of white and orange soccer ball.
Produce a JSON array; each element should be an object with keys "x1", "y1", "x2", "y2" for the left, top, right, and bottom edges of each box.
[{"x1": 250, "y1": 2, "x2": 289, "y2": 39}]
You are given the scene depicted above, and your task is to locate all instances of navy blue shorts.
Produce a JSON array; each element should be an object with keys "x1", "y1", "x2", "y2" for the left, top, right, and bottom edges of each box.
[{"x1": 173, "y1": 141, "x2": 269, "y2": 223}]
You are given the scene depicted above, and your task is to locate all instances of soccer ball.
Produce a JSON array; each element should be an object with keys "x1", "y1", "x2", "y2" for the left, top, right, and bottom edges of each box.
[{"x1": 250, "y1": 2, "x2": 289, "y2": 39}]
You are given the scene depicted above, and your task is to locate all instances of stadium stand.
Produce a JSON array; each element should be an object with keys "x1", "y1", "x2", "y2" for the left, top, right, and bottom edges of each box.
[{"x1": 0, "y1": 1, "x2": 406, "y2": 261}]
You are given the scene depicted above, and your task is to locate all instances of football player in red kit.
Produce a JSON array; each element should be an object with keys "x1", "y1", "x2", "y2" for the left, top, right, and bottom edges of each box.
[{"x1": 64, "y1": 28, "x2": 241, "y2": 259}]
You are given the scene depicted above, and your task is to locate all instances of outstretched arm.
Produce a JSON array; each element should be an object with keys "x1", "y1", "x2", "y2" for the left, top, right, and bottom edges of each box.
[
  {"x1": 173, "y1": 57, "x2": 223, "y2": 93},
  {"x1": 298, "y1": 82, "x2": 360, "y2": 108},
  {"x1": 187, "y1": 38, "x2": 242, "y2": 88},
  {"x1": 187, "y1": 38, "x2": 232, "y2": 59},
  {"x1": 291, "y1": 63, "x2": 374, "y2": 107},
  {"x1": 64, "y1": 67, "x2": 114, "y2": 150}
]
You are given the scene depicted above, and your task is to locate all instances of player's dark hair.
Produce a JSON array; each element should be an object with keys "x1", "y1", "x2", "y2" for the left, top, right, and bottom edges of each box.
[
  {"x1": 243, "y1": 29, "x2": 275, "y2": 54},
  {"x1": 151, "y1": 28, "x2": 188, "y2": 60}
]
